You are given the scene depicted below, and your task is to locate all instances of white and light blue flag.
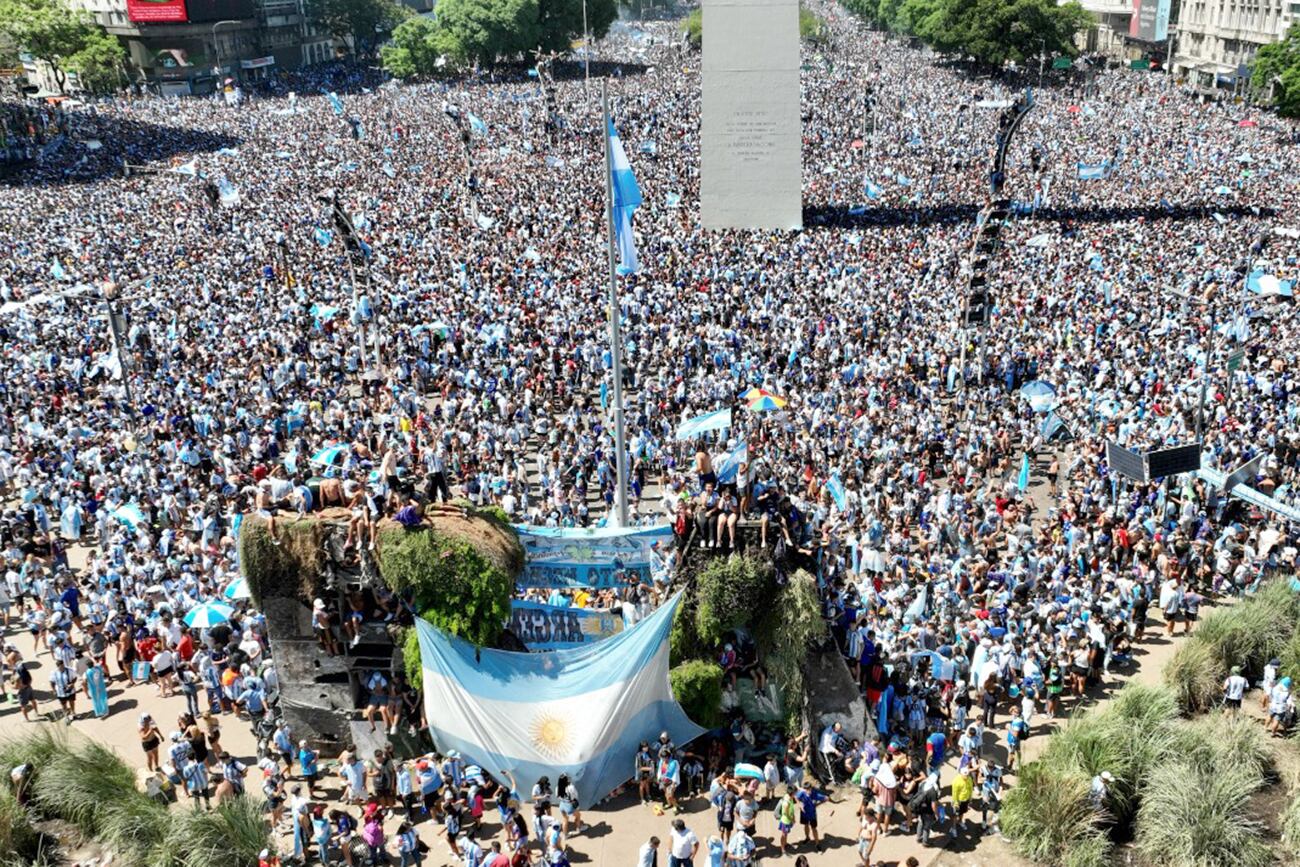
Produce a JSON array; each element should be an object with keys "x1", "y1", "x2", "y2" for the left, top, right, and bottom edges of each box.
[
  {"x1": 826, "y1": 474, "x2": 847, "y2": 511},
  {"x1": 607, "y1": 117, "x2": 642, "y2": 275},
  {"x1": 416, "y1": 592, "x2": 702, "y2": 802}
]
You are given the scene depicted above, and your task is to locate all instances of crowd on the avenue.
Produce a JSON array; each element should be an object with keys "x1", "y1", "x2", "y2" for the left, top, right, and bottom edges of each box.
[{"x1": 2, "y1": 0, "x2": 1300, "y2": 863}]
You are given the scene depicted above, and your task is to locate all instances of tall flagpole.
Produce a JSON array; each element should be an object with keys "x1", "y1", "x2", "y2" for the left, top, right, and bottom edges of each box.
[{"x1": 602, "y1": 79, "x2": 631, "y2": 528}]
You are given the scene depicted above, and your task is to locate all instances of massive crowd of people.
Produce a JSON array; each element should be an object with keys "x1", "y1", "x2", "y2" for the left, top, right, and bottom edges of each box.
[{"x1": 1, "y1": 0, "x2": 1299, "y2": 863}]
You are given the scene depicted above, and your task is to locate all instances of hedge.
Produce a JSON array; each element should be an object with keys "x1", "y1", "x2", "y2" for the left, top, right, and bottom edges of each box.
[
  {"x1": 670, "y1": 660, "x2": 724, "y2": 729},
  {"x1": 377, "y1": 526, "x2": 514, "y2": 649}
]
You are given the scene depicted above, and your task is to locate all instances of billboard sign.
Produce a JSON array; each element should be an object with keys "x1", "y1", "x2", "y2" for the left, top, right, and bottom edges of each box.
[
  {"x1": 127, "y1": 0, "x2": 188, "y2": 23},
  {"x1": 1129, "y1": 0, "x2": 1171, "y2": 42}
]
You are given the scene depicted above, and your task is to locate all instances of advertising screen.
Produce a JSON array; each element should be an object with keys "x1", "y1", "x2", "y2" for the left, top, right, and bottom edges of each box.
[
  {"x1": 184, "y1": 0, "x2": 257, "y2": 22},
  {"x1": 127, "y1": 0, "x2": 188, "y2": 23},
  {"x1": 1130, "y1": 0, "x2": 1172, "y2": 42}
]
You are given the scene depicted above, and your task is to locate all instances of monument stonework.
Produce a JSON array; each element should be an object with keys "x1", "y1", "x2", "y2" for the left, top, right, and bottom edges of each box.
[{"x1": 701, "y1": 0, "x2": 803, "y2": 231}]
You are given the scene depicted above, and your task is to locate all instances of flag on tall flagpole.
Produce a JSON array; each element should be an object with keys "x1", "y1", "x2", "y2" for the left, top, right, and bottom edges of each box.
[
  {"x1": 1017, "y1": 453, "x2": 1031, "y2": 493},
  {"x1": 605, "y1": 116, "x2": 642, "y2": 275}
]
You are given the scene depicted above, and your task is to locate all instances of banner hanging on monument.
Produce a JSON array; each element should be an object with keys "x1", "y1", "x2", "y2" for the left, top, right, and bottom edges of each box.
[{"x1": 417, "y1": 593, "x2": 703, "y2": 802}]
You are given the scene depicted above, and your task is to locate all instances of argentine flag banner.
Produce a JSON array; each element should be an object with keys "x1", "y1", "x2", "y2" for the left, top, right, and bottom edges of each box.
[
  {"x1": 607, "y1": 117, "x2": 643, "y2": 275},
  {"x1": 417, "y1": 592, "x2": 701, "y2": 802}
]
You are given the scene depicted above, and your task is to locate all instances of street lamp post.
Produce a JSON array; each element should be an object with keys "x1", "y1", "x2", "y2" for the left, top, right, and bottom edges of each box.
[{"x1": 212, "y1": 20, "x2": 243, "y2": 80}]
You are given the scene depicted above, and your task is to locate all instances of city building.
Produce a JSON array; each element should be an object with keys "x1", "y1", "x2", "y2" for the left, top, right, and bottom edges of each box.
[
  {"x1": 72, "y1": 0, "x2": 337, "y2": 95},
  {"x1": 1073, "y1": 0, "x2": 1139, "y2": 60},
  {"x1": 1172, "y1": 0, "x2": 1300, "y2": 92}
]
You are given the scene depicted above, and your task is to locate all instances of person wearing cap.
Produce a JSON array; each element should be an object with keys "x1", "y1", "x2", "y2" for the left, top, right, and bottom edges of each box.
[
  {"x1": 1223, "y1": 665, "x2": 1249, "y2": 716},
  {"x1": 298, "y1": 740, "x2": 319, "y2": 795},
  {"x1": 312, "y1": 598, "x2": 340, "y2": 657},
  {"x1": 979, "y1": 760, "x2": 1003, "y2": 831},
  {"x1": 950, "y1": 765, "x2": 974, "y2": 833},
  {"x1": 1262, "y1": 657, "x2": 1281, "y2": 711},
  {"x1": 139, "y1": 712, "x2": 163, "y2": 772},
  {"x1": 48, "y1": 656, "x2": 76, "y2": 725}
]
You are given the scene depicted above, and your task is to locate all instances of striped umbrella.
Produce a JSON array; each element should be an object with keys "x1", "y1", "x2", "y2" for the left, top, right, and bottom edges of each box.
[
  {"x1": 746, "y1": 392, "x2": 787, "y2": 412},
  {"x1": 184, "y1": 602, "x2": 235, "y2": 629},
  {"x1": 223, "y1": 578, "x2": 251, "y2": 601}
]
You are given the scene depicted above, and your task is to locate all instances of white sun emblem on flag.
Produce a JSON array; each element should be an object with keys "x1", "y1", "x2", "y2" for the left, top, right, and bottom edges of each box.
[{"x1": 529, "y1": 712, "x2": 573, "y2": 760}]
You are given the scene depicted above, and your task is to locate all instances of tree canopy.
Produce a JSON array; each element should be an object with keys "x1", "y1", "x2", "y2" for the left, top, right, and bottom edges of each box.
[
  {"x1": 1251, "y1": 23, "x2": 1300, "y2": 117},
  {"x1": 0, "y1": 0, "x2": 123, "y2": 94},
  {"x1": 841, "y1": 0, "x2": 1092, "y2": 67},
  {"x1": 305, "y1": 0, "x2": 411, "y2": 56},
  {"x1": 380, "y1": 0, "x2": 615, "y2": 71}
]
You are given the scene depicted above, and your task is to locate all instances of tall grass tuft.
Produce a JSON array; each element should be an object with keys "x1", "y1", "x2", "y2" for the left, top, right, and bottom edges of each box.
[
  {"x1": 170, "y1": 797, "x2": 270, "y2": 867},
  {"x1": 0, "y1": 787, "x2": 40, "y2": 865},
  {"x1": 30, "y1": 739, "x2": 137, "y2": 837},
  {"x1": 1000, "y1": 761, "x2": 1110, "y2": 866},
  {"x1": 1171, "y1": 714, "x2": 1272, "y2": 782},
  {"x1": 1282, "y1": 788, "x2": 1300, "y2": 861},
  {"x1": 1164, "y1": 636, "x2": 1226, "y2": 713},
  {"x1": 1135, "y1": 759, "x2": 1271, "y2": 867},
  {"x1": 100, "y1": 791, "x2": 173, "y2": 865}
]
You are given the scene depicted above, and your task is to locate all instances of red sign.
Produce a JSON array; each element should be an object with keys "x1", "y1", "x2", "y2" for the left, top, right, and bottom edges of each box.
[{"x1": 127, "y1": 0, "x2": 188, "y2": 23}]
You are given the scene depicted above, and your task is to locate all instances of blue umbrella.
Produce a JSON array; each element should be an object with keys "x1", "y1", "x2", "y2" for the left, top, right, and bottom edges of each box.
[
  {"x1": 184, "y1": 602, "x2": 234, "y2": 629},
  {"x1": 223, "y1": 578, "x2": 251, "y2": 601},
  {"x1": 310, "y1": 444, "x2": 348, "y2": 466},
  {"x1": 1018, "y1": 381, "x2": 1058, "y2": 413},
  {"x1": 114, "y1": 504, "x2": 146, "y2": 531}
]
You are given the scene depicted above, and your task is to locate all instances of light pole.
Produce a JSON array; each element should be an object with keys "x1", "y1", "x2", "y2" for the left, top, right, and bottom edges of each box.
[
  {"x1": 581, "y1": 0, "x2": 590, "y2": 101},
  {"x1": 212, "y1": 20, "x2": 242, "y2": 80}
]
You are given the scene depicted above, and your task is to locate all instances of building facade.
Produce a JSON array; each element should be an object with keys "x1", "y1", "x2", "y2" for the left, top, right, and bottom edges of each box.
[
  {"x1": 1074, "y1": 0, "x2": 1139, "y2": 60},
  {"x1": 1172, "y1": 0, "x2": 1300, "y2": 92},
  {"x1": 71, "y1": 0, "x2": 337, "y2": 95}
]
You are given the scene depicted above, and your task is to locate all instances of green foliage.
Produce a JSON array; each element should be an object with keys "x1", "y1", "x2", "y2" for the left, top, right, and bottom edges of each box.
[
  {"x1": 693, "y1": 552, "x2": 775, "y2": 648},
  {"x1": 31, "y1": 738, "x2": 137, "y2": 837},
  {"x1": 0, "y1": 788, "x2": 40, "y2": 867},
  {"x1": 1283, "y1": 787, "x2": 1300, "y2": 861},
  {"x1": 1134, "y1": 759, "x2": 1270, "y2": 867},
  {"x1": 1163, "y1": 579, "x2": 1300, "y2": 712},
  {"x1": 65, "y1": 24, "x2": 124, "y2": 95},
  {"x1": 402, "y1": 625, "x2": 422, "y2": 687},
  {"x1": 839, "y1": 0, "x2": 1092, "y2": 66},
  {"x1": 0, "y1": 730, "x2": 271, "y2": 867},
  {"x1": 0, "y1": 0, "x2": 120, "y2": 93},
  {"x1": 238, "y1": 517, "x2": 323, "y2": 604},
  {"x1": 670, "y1": 660, "x2": 724, "y2": 728},
  {"x1": 536, "y1": 0, "x2": 616, "y2": 56},
  {"x1": 754, "y1": 569, "x2": 827, "y2": 731},
  {"x1": 682, "y1": 8, "x2": 701, "y2": 48},
  {"x1": 1163, "y1": 636, "x2": 1225, "y2": 714},
  {"x1": 1252, "y1": 23, "x2": 1300, "y2": 117},
  {"x1": 1170, "y1": 714, "x2": 1272, "y2": 783},
  {"x1": 1033, "y1": 684, "x2": 1178, "y2": 826},
  {"x1": 426, "y1": 0, "x2": 614, "y2": 66},
  {"x1": 669, "y1": 598, "x2": 703, "y2": 667},
  {"x1": 305, "y1": 0, "x2": 409, "y2": 53},
  {"x1": 380, "y1": 16, "x2": 443, "y2": 78},
  {"x1": 378, "y1": 526, "x2": 513, "y2": 648},
  {"x1": 798, "y1": 5, "x2": 827, "y2": 43},
  {"x1": 170, "y1": 797, "x2": 272, "y2": 867},
  {"x1": 1000, "y1": 761, "x2": 1109, "y2": 865}
]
